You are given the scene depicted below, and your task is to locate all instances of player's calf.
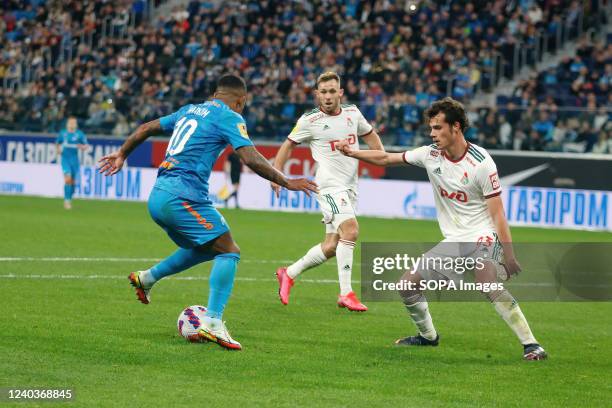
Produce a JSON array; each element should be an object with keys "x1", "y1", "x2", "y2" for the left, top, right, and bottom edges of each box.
[{"x1": 399, "y1": 276, "x2": 439, "y2": 342}]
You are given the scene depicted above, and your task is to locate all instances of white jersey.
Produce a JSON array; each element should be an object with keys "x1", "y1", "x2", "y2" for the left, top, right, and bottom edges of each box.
[
  {"x1": 288, "y1": 104, "x2": 373, "y2": 195},
  {"x1": 403, "y1": 143, "x2": 502, "y2": 240}
]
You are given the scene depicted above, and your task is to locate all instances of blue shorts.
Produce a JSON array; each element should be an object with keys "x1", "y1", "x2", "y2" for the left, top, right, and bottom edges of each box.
[
  {"x1": 61, "y1": 159, "x2": 79, "y2": 178},
  {"x1": 147, "y1": 187, "x2": 230, "y2": 248}
]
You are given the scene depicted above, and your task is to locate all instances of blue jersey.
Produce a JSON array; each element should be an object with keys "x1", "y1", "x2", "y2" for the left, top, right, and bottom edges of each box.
[
  {"x1": 56, "y1": 130, "x2": 87, "y2": 162},
  {"x1": 155, "y1": 99, "x2": 254, "y2": 203}
]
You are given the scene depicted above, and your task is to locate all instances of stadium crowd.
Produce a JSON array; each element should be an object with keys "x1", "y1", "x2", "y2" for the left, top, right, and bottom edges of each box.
[{"x1": 0, "y1": 0, "x2": 609, "y2": 152}]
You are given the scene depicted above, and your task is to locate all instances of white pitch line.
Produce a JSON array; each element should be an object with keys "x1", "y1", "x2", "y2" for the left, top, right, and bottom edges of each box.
[
  {"x1": 1, "y1": 258, "x2": 610, "y2": 289},
  {"x1": 0, "y1": 274, "x2": 344, "y2": 284},
  {"x1": 0, "y1": 257, "x2": 297, "y2": 264}
]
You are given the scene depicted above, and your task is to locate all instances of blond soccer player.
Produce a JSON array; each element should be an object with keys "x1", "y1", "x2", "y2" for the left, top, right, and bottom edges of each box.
[{"x1": 272, "y1": 72, "x2": 384, "y2": 311}]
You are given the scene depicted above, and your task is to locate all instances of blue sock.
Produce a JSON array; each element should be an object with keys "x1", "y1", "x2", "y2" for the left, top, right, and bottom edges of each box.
[
  {"x1": 150, "y1": 248, "x2": 215, "y2": 281},
  {"x1": 69, "y1": 184, "x2": 75, "y2": 199},
  {"x1": 206, "y1": 253, "x2": 240, "y2": 319},
  {"x1": 64, "y1": 184, "x2": 71, "y2": 200}
]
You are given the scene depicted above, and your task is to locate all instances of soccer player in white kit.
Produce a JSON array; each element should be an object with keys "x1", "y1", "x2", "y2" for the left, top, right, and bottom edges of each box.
[
  {"x1": 272, "y1": 72, "x2": 384, "y2": 311},
  {"x1": 337, "y1": 97, "x2": 547, "y2": 360}
]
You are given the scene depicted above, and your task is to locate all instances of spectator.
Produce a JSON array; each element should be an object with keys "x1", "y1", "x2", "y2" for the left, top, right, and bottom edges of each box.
[
  {"x1": 591, "y1": 130, "x2": 611, "y2": 154},
  {"x1": 532, "y1": 111, "x2": 555, "y2": 143},
  {"x1": 498, "y1": 115, "x2": 513, "y2": 149},
  {"x1": 0, "y1": 0, "x2": 603, "y2": 155}
]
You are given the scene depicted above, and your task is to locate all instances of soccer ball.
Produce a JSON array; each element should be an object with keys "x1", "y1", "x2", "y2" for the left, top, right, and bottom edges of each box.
[{"x1": 177, "y1": 305, "x2": 208, "y2": 342}]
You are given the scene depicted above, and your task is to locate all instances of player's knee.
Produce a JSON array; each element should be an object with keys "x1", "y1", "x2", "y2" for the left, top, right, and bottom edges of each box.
[
  {"x1": 205, "y1": 232, "x2": 241, "y2": 255},
  {"x1": 225, "y1": 241, "x2": 240, "y2": 255},
  {"x1": 340, "y1": 230, "x2": 358, "y2": 242},
  {"x1": 214, "y1": 243, "x2": 240, "y2": 256},
  {"x1": 338, "y1": 220, "x2": 359, "y2": 242}
]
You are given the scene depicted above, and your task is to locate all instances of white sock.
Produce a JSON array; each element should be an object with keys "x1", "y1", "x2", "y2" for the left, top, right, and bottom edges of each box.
[
  {"x1": 492, "y1": 290, "x2": 538, "y2": 345},
  {"x1": 336, "y1": 239, "x2": 355, "y2": 296},
  {"x1": 202, "y1": 315, "x2": 222, "y2": 326},
  {"x1": 404, "y1": 294, "x2": 437, "y2": 340},
  {"x1": 139, "y1": 269, "x2": 157, "y2": 288},
  {"x1": 287, "y1": 244, "x2": 328, "y2": 279}
]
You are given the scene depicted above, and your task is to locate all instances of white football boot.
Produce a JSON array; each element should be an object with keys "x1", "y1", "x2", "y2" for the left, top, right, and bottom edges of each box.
[{"x1": 198, "y1": 317, "x2": 242, "y2": 350}]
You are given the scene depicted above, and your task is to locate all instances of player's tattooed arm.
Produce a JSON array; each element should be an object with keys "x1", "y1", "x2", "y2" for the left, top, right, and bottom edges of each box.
[
  {"x1": 237, "y1": 146, "x2": 318, "y2": 195},
  {"x1": 99, "y1": 119, "x2": 163, "y2": 176},
  {"x1": 118, "y1": 119, "x2": 163, "y2": 158}
]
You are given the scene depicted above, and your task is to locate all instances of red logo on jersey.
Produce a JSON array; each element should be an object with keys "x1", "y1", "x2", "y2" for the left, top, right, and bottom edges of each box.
[
  {"x1": 439, "y1": 187, "x2": 468, "y2": 203},
  {"x1": 329, "y1": 134, "x2": 356, "y2": 151},
  {"x1": 429, "y1": 149, "x2": 439, "y2": 158},
  {"x1": 489, "y1": 172, "x2": 500, "y2": 190}
]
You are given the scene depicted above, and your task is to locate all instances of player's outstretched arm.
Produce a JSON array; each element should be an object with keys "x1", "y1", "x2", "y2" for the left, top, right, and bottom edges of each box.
[
  {"x1": 486, "y1": 195, "x2": 521, "y2": 278},
  {"x1": 271, "y1": 139, "x2": 297, "y2": 197},
  {"x1": 98, "y1": 119, "x2": 163, "y2": 175},
  {"x1": 336, "y1": 140, "x2": 403, "y2": 166},
  {"x1": 236, "y1": 146, "x2": 318, "y2": 196},
  {"x1": 361, "y1": 130, "x2": 385, "y2": 152}
]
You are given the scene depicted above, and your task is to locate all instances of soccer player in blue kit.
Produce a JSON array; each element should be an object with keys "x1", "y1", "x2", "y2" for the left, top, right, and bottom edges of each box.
[
  {"x1": 56, "y1": 117, "x2": 88, "y2": 209},
  {"x1": 99, "y1": 75, "x2": 317, "y2": 350}
]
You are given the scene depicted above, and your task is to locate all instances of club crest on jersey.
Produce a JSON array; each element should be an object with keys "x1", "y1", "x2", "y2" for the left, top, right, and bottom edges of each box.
[
  {"x1": 489, "y1": 172, "x2": 500, "y2": 190},
  {"x1": 237, "y1": 123, "x2": 249, "y2": 139},
  {"x1": 460, "y1": 171, "x2": 469, "y2": 185},
  {"x1": 323, "y1": 124, "x2": 330, "y2": 130},
  {"x1": 340, "y1": 198, "x2": 348, "y2": 206},
  {"x1": 429, "y1": 149, "x2": 439, "y2": 158},
  {"x1": 346, "y1": 117, "x2": 353, "y2": 127}
]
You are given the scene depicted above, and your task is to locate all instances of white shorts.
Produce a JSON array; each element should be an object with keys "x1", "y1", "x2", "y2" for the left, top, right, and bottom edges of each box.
[
  {"x1": 317, "y1": 190, "x2": 357, "y2": 234},
  {"x1": 417, "y1": 231, "x2": 505, "y2": 283}
]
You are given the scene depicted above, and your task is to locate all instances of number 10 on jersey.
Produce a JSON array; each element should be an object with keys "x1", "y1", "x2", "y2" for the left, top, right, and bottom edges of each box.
[{"x1": 167, "y1": 117, "x2": 198, "y2": 155}]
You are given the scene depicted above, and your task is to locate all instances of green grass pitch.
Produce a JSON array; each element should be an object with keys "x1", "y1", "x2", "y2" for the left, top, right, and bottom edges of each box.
[{"x1": 1, "y1": 195, "x2": 611, "y2": 407}]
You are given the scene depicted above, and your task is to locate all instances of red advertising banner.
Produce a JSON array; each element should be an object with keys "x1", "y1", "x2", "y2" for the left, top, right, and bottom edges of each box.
[{"x1": 151, "y1": 141, "x2": 386, "y2": 178}]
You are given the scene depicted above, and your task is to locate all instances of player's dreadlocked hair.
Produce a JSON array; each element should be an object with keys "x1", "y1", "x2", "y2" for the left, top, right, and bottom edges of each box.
[
  {"x1": 424, "y1": 97, "x2": 469, "y2": 133},
  {"x1": 216, "y1": 74, "x2": 247, "y2": 95},
  {"x1": 316, "y1": 71, "x2": 341, "y2": 88}
]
